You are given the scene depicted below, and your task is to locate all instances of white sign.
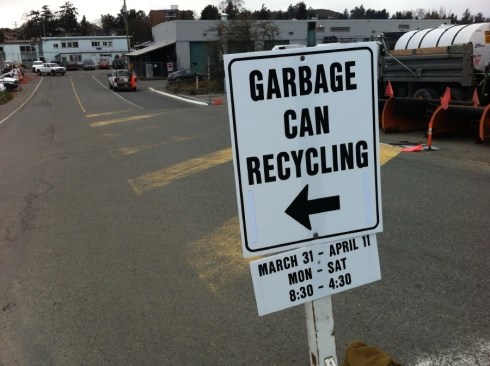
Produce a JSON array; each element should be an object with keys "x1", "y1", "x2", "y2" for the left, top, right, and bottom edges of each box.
[
  {"x1": 250, "y1": 234, "x2": 381, "y2": 315},
  {"x1": 225, "y1": 43, "x2": 382, "y2": 257}
]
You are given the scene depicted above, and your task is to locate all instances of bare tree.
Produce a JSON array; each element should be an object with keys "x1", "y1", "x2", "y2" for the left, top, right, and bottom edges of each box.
[{"x1": 205, "y1": 18, "x2": 280, "y2": 82}]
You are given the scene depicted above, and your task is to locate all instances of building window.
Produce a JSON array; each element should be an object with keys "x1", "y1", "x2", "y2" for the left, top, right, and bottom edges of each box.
[
  {"x1": 62, "y1": 41, "x2": 79, "y2": 48},
  {"x1": 102, "y1": 41, "x2": 113, "y2": 47},
  {"x1": 53, "y1": 44, "x2": 59, "y2": 48},
  {"x1": 20, "y1": 45, "x2": 36, "y2": 52},
  {"x1": 330, "y1": 27, "x2": 350, "y2": 32},
  {"x1": 289, "y1": 31, "x2": 294, "y2": 35},
  {"x1": 92, "y1": 41, "x2": 101, "y2": 47},
  {"x1": 316, "y1": 26, "x2": 325, "y2": 32},
  {"x1": 398, "y1": 24, "x2": 410, "y2": 30}
]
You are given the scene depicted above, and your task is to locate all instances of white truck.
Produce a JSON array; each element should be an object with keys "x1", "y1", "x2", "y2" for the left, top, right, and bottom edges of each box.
[
  {"x1": 379, "y1": 22, "x2": 490, "y2": 142},
  {"x1": 380, "y1": 22, "x2": 490, "y2": 104},
  {"x1": 37, "y1": 62, "x2": 66, "y2": 76}
]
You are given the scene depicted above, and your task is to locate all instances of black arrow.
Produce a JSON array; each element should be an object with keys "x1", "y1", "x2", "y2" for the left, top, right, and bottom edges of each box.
[{"x1": 285, "y1": 184, "x2": 340, "y2": 230}]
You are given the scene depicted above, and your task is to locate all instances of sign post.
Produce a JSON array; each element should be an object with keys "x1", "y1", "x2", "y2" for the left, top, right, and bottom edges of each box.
[
  {"x1": 306, "y1": 297, "x2": 337, "y2": 366},
  {"x1": 224, "y1": 42, "x2": 382, "y2": 366}
]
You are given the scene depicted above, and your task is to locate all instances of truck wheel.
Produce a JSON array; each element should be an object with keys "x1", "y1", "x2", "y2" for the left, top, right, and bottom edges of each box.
[{"x1": 413, "y1": 88, "x2": 438, "y2": 100}]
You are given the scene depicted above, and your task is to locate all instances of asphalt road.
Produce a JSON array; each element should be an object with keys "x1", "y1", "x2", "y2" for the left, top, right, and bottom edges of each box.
[{"x1": 0, "y1": 70, "x2": 489, "y2": 365}]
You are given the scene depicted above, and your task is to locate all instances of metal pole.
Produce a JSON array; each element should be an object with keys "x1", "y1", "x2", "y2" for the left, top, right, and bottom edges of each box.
[
  {"x1": 207, "y1": 55, "x2": 211, "y2": 105},
  {"x1": 305, "y1": 296, "x2": 338, "y2": 366}
]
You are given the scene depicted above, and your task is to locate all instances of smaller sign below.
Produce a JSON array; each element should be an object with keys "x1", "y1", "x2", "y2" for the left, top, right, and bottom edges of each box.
[{"x1": 250, "y1": 234, "x2": 381, "y2": 316}]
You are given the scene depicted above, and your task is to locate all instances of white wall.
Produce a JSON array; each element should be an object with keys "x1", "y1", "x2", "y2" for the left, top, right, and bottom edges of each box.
[
  {"x1": 41, "y1": 36, "x2": 129, "y2": 63},
  {"x1": 1, "y1": 44, "x2": 21, "y2": 63}
]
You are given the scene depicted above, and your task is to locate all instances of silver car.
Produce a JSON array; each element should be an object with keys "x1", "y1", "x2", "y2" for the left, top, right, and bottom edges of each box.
[{"x1": 108, "y1": 69, "x2": 136, "y2": 91}]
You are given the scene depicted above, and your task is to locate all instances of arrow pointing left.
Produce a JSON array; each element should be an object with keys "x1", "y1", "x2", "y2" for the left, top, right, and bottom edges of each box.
[{"x1": 285, "y1": 184, "x2": 341, "y2": 230}]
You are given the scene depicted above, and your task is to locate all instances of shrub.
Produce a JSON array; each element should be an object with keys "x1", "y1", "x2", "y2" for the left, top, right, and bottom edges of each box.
[
  {"x1": 165, "y1": 78, "x2": 224, "y2": 95},
  {"x1": 0, "y1": 91, "x2": 13, "y2": 104}
]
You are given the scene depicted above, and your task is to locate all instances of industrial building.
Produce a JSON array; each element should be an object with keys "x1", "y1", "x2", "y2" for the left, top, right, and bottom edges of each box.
[{"x1": 127, "y1": 19, "x2": 450, "y2": 78}]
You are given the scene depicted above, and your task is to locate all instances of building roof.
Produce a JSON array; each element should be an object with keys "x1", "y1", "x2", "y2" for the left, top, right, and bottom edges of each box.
[{"x1": 126, "y1": 41, "x2": 175, "y2": 57}]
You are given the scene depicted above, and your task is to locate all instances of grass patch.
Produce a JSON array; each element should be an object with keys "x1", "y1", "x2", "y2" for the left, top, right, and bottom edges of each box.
[
  {"x1": 0, "y1": 91, "x2": 13, "y2": 105},
  {"x1": 165, "y1": 78, "x2": 224, "y2": 95}
]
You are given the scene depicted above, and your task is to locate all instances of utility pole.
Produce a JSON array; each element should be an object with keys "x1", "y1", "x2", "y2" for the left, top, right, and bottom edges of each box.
[{"x1": 123, "y1": 0, "x2": 130, "y2": 53}]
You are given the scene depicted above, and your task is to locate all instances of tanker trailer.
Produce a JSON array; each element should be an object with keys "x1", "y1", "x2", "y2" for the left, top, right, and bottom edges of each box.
[{"x1": 379, "y1": 23, "x2": 490, "y2": 141}]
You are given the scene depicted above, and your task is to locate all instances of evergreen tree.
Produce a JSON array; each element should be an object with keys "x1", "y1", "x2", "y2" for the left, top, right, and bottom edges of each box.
[
  {"x1": 460, "y1": 8, "x2": 473, "y2": 24},
  {"x1": 57, "y1": 1, "x2": 79, "y2": 33},
  {"x1": 201, "y1": 5, "x2": 220, "y2": 20}
]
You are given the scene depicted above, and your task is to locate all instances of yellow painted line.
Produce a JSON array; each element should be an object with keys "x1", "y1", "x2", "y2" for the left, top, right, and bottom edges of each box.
[
  {"x1": 128, "y1": 148, "x2": 232, "y2": 195},
  {"x1": 380, "y1": 143, "x2": 402, "y2": 165},
  {"x1": 186, "y1": 216, "x2": 255, "y2": 293},
  {"x1": 71, "y1": 78, "x2": 86, "y2": 113},
  {"x1": 109, "y1": 136, "x2": 198, "y2": 158},
  {"x1": 90, "y1": 113, "x2": 160, "y2": 127},
  {"x1": 99, "y1": 125, "x2": 161, "y2": 139},
  {"x1": 86, "y1": 110, "x2": 134, "y2": 118},
  {"x1": 127, "y1": 144, "x2": 400, "y2": 195}
]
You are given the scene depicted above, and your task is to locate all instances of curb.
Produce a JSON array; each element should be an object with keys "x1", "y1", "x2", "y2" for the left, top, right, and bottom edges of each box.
[{"x1": 148, "y1": 87, "x2": 208, "y2": 106}]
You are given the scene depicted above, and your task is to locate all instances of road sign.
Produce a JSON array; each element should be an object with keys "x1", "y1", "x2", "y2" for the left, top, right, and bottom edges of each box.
[
  {"x1": 225, "y1": 42, "x2": 382, "y2": 257},
  {"x1": 250, "y1": 234, "x2": 381, "y2": 316}
]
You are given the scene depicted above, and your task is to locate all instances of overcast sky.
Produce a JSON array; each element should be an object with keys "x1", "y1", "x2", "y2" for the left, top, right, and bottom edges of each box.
[{"x1": 0, "y1": 0, "x2": 489, "y2": 29}]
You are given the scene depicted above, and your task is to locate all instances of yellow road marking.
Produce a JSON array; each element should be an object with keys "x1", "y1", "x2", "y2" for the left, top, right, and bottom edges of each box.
[
  {"x1": 70, "y1": 78, "x2": 86, "y2": 113},
  {"x1": 186, "y1": 217, "x2": 251, "y2": 293},
  {"x1": 109, "y1": 136, "x2": 198, "y2": 158},
  {"x1": 99, "y1": 125, "x2": 161, "y2": 138},
  {"x1": 90, "y1": 113, "x2": 160, "y2": 127},
  {"x1": 128, "y1": 148, "x2": 232, "y2": 195},
  {"x1": 128, "y1": 144, "x2": 399, "y2": 195},
  {"x1": 86, "y1": 110, "x2": 134, "y2": 118},
  {"x1": 380, "y1": 143, "x2": 402, "y2": 165}
]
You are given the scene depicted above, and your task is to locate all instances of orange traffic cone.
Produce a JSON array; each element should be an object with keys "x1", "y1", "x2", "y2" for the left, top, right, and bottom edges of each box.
[
  {"x1": 440, "y1": 87, "x2": 451, "y2": 110},
  {"x1": 130, "y1": 73, "x2": 136, "y2": 90},
  {"x1": 384, "y1": 81, "x2": 394, "y2": 98},
  {"x1": 472, "y1": 88, "x2": 480, "y2": 107}
]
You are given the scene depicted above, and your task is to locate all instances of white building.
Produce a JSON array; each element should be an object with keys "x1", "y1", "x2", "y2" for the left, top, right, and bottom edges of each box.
[
  {"x1": 0, "y1": 40, "x2": 38, "y2": 69},
  {"x1": 40, "y1": 36, "x2": 129, "y2": 65}
]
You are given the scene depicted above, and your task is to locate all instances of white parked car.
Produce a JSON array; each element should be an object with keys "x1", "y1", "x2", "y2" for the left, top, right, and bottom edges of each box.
[
  {"x1": 32, "y1": 61, "x2": 44, "y2": 72},
  {"x1": 37, "y1": 63, "x2": 65, "y2": 76},
  {"x1": 0, "y1": 75, "x2": 19, "y2": 91}
]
